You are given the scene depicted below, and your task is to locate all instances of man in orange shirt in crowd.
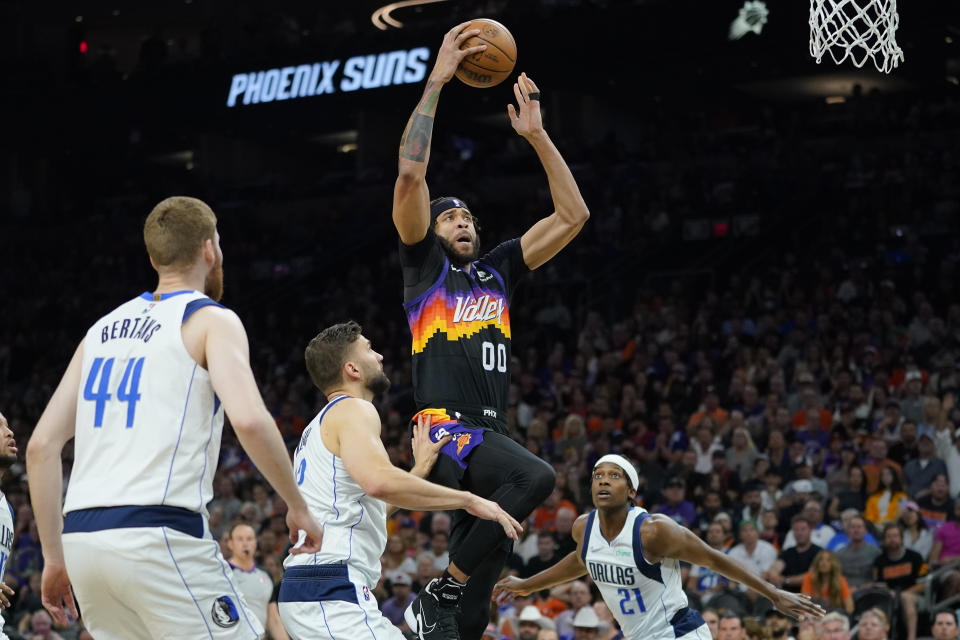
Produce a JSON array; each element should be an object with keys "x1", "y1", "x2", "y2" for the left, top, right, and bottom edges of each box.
[
  {"x1": 688, "y1": 385, "x2": 729, "y2": 429},
  {"x1": 532, "y1": 486, "x2": 576, "y2": 532}
]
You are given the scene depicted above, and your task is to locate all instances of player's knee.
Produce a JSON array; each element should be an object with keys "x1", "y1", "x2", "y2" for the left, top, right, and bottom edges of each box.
[{"x1": 528, "y1": 459, "x2": 556, "y2": 502}]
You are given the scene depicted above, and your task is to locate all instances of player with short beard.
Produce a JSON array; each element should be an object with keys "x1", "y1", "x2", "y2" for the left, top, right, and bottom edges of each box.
[
  {"x1": 278, "y1": 321, "x2": 522, "y2": 640},
  {"x1": 392, "y1": 23, "x2": 590, "y2": 640}
]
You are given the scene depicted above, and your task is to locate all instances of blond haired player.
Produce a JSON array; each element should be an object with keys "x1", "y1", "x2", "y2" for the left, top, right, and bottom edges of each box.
[{"x1": 27, "y1": 196, "x2": 323, "y2": 638}]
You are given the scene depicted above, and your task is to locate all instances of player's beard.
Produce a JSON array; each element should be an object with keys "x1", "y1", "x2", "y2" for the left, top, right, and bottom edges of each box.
[
  {"x1": 437, "y1": 234, "x2": 480, "y2": 268},
  {"x1": 0, "y1": 454, "x2": 16, "y2": 469},
  {"x1": 205, "y1": 255, "x2": 224, "y2": 302},
  {"x1": 364, "y1": 367, "x2": 391, "y2": 397}
]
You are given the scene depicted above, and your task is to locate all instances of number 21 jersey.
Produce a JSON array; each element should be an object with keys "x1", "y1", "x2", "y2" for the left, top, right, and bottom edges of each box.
[{"x1": 581, "y1": 508, "x2": 707, "y2": 640}]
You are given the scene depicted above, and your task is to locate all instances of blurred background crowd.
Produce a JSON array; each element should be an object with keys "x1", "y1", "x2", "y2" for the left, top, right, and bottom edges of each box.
[{"x1": 3, "y1": 1, "x2": 960, "y2": 639}]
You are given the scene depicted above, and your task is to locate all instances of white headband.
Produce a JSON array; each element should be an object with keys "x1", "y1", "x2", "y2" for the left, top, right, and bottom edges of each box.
[{"x1": 594, "y1": 454, "x2": 639, "y2": 490}]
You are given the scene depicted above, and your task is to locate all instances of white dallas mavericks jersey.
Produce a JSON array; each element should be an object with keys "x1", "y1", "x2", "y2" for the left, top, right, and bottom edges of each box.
[
  {"x1": 0, "y1": 495, "x2": 12, "y2": 582},
  {"x1": 64, "y1": 290, "x2": 224, "y2": 516},
  {"x1": 285, "y1": 395, "x2": 387, "y2": 588},
  {"x1": 581, "y1": 507, "x2": 706, "y2": 640}
]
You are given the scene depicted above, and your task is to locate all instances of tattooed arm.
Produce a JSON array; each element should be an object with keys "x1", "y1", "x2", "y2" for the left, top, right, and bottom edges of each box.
[{"x1": 393, "y1": 22, "x2": 486, "y2": 244}]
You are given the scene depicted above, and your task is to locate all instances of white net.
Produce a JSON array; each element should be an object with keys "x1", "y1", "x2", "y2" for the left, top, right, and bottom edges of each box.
[{"x1": 809, "y1": 0, "x2": 904, "y2": 73}]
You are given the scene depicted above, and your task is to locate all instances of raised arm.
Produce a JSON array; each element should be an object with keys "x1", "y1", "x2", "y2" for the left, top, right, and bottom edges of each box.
[
  {"x1": 641, "y1": 514, "x2": 825, "y2": 621},
  {"x1": 492, "y1": 515, "x2": 590, "y2": 602},
  {"x1": 393, "y1": 22, "x2": 486, "y2": 244},
  {"x1": 200, "y1": 307, "x2": 323, "y2": 555},
  {"x1": 27, "y1": 341, "x2": 83, "y2": 625},
  {"x1": 510, "y1": 73, "x2": 590, "y2": 270},
  {"x1": 335, "y1": 400, "x2": 522, "y2": 539}
]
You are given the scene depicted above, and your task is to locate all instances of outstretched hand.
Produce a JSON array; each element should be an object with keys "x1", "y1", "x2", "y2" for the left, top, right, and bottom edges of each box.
[
  {"x1": 507, "y1": 72, "x2": 544, "y2": 139},
  {"x1": 769, "y1": 589, "x2": 826, "y2": 621},
  {"x1": 431, "y1": 22, "x2": 487, "y2": 83},
  {"x1": 492, "y1": 575, "x2": 533, "y2": 604}
]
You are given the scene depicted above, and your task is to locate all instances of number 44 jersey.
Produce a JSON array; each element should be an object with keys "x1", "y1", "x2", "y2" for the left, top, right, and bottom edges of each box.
[
  {"x1": 580, "y1": 507, "x2": 709, "y2": 640},
  {"x1": 64, "y1": 291, "x2": 225, "y2": 517}
]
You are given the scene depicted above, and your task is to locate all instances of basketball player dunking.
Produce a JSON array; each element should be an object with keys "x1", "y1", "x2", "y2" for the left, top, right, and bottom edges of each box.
[
  {"x1": 28, "y1": 197, "x2": 323, "y2": 638},
  {"x1": 493, "y1": 456, "x2": 826, "y2": 640},
  {"x1": 393, "y1": 22, "x2": 590, "y2": 640}
]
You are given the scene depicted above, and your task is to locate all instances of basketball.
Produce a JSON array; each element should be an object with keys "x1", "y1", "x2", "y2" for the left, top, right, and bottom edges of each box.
[{"x1": 455, "y1": 18, "x2": 517, "y2": 88}]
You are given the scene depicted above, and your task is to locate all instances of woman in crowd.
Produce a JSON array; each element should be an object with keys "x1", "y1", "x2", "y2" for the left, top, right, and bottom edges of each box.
[
  {"x1": 381, "y1": 533, "x2": 417, "y2": 583},
  {"x1": 865, "y1": 465, "x2": 907, "y2": 525},
  {"x1": 801, "y1": 550, "x2": 854, "y2": 614},
  {"x1": 899, "y1": 500, "x2": 933, "y2": 560},
  {"x1": 829, "y1": 464, "x2": 868, "y2": 523}
]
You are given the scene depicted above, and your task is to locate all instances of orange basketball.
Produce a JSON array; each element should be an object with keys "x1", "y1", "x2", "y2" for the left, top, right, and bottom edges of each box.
[{"x1": 455, "y1": 18, "x2": 517, "y2": 88}]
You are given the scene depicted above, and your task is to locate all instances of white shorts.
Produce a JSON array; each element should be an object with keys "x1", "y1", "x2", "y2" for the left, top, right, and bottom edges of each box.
[
  {"x1": 676, "y1": 623, "x2": 712, "y2": 640},
  {"x1": 63, "y1": 516, "x2": 264, "y2": 640},
  {"x1": 278, "y1": 565, "x2": 403, "y2": 640}
]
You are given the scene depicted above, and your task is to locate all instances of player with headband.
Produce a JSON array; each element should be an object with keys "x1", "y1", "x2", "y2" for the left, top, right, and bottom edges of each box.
[
  {"x1": 493, "y1": 455, "x2": 825, "y2": 640},
  {"x1": 392, "y1": 22, "x2": 591, "y2": 640}
]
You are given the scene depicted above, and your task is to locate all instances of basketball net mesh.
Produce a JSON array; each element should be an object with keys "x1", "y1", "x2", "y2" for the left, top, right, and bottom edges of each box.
[{"x1": 809, "y1": 0, "x2": 904, "y2": 73}]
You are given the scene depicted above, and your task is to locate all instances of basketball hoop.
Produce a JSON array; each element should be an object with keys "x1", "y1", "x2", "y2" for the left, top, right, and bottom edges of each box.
[{"x1": 809, "y1": 0, "x2": 904, "y2": 73}]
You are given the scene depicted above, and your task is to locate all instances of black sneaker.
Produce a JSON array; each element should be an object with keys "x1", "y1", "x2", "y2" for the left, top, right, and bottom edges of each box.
[{"x1": 403, "y1": 577, "x2": 461, "y2": 640}]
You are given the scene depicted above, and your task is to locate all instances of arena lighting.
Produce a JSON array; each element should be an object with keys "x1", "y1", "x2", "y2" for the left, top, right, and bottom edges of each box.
[{"x1": 372, "y1": 0, "x2": 448, "y2": 31}]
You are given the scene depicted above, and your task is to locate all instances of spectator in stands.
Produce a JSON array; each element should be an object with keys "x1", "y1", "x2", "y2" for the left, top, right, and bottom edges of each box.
[
  {"x1": 727, "y1": 519, "x2": 778, "y2": 583},
  {"x1": 903, "y1": 427, "x2": 948, "y2": 498},
  {"x1": 763, "y1": 608, "x2": 794, "y2": 640},
  {"x1": 767, "y1": 515, "x2": 822, "y2": 592},
  {"x1": 760, "y1": 466, "x2": 784, "y2": 512},
  {"x1": 834, "y1": 514, "x2": 881, "y2": 592},
  {"x1": 554, "y1": 581, "x2": 592, "y2": 639},
  {"x1": 523, "y1": 533, "x2": 562, "y2": 579},
  {"x1": 517, "y1": 605, "x2": 552, "y2": 640},
  {"x1": 932, "y1": 610, "x2": 960, "y2": 640},
  {"x1": 702, "y1": 609, "x2": 721, "y2": 640},
  {"x1": 740, "y1": 480, "x2": 765, "y2": 527},
  {"x1": 554, "y1": 507, "x2": 578, "y2": 556},
  {"x1": 826, "y1": 508, "x2": 879, "y2": 551},
  {"x1": 863, "y1": 438, "x2": 903, "y2": 494},
  {"x1": 381, "y1": 572, "x2": 416, "y2": 630},
  {"x1": 727, "y1": 428, "x2": 760, "y2": 483},
  {"x1": 695, "y1": 490, "x2": 728, "y2": 534},
  {"x1": 918, "y1": 472, "x2": 954, "y2": 531},
  {"x1": 533, "y1": 487, "x2": 577, "y2": 533},
  {"x1": 686, "y1": 522, "x2": 733, "y2": 603},
  {"x1": 898, "y1": 501, "x2": 933, "y2": 560},
  {"x1": 417, "y1": 530, "x2": 450, "y2": 574},
  {"x1": 901, "y1": 370, "x2": 928, "y2": 425},
  {"x1": 874, "y1": 523, "x2": 926, "y2": 640},
  {"x1": 717, "y1": 612, "x2": 746, "y2": 640},
  {"x1": 783, "y1": 500, "x2": 835, "y2": 550},
  {"x1": 692, "y1": 422, "x2": 725, "y2": 474},
  {"x1": 856, "y1": 608, "x2": 890, "y2": 640},
  {"x1": 800, "y1": 550, "x2": 853, "y2": 614},
  {"x1": 865, "y1": 465, "x2": 907, "y2": 525},
  {"x1": 689, "y1": 386, "x2": 729, "y2": 431},
  {"x1": 929, "y1": 502, "x2": 960, "y2": 601},
  {"x1": 655, "y1": 476, "x2": 696, "y2": 527},
  {"x1": 570, "y1": 607, "x2": 599, "y2": 640},
  {"x1": 888, "y1": 420, "x2": 920, "y2": 467},
  {"x1": 381, "y1": 534, "x2": 417, "y2": 583},
  {"x1": 828, "y1": 465, "x2": 868, "y2": 524},
  {"x1": 759, "y1": 509, "x2": 782, "y2": 551},
  {"x1": 819, "y1": 611, "x2": 850, "y2": 640}
]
